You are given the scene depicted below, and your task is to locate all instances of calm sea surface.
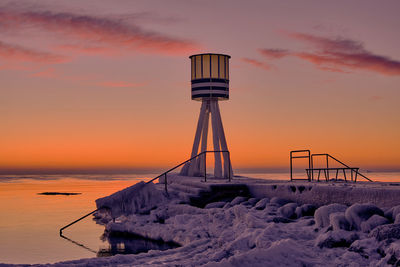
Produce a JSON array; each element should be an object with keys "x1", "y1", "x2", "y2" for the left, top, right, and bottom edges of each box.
[{"x1": 0, "y1": 171, "x2": 399, "y2": 264}]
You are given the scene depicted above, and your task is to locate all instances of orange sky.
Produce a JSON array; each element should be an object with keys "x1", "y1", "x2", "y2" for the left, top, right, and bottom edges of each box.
[{"x1": 1, "y1": 0, "x2": 400, "y2": 173}]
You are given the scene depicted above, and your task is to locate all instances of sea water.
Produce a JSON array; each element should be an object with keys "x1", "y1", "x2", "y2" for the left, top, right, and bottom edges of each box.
[{"x1": 0, "y1": 171, "x2": 399, "y2": 264}]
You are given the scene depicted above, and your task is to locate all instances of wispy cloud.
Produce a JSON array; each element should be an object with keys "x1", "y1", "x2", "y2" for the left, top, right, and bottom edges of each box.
[
  {"x1": 0, "y1": 40, "x2": 66, "y2": 63},
  {"x1": 241, "y1": 57, "x2": 271, "y2": 70},
  {"x1": 30, "y1": 67, "x2": 57, "y2": 78},
  {"x1": 0, "y1": 6, "x2": 200, "y2": 56},
  {"x1": 258, "y1": 48, "x2": 290, "y2": 59},
  {"x1": 258, "y1": 32, "x2": 400, "y2": 76}
]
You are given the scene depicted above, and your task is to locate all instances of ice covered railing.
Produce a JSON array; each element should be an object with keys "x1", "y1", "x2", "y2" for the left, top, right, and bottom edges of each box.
[
  {"x1": 60, "y1": 150, "x2": 231, "y2": 235},
  {"x1": 96, "y1": 181, "x2": 166, "y2": 219}
]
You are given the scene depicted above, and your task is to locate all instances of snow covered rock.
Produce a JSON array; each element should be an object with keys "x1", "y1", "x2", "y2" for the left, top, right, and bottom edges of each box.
[
  {"x1": 270, "y1": 197, "x2": 291, "y2": 206},
  {"x1": 369, "y1": 224, "x2": 400, "y2": 241},
  {"x1": 386, "y1": 241, "x2": 400, "y2": 261},
  {"x1": 272, "y1": 217, "x2": 294, "y2": 223},
  {"x1": 205, "y1": 201, "x2": 226, "y2": 209},
  {"x1": 206, "y1": 239, "x2": 318, "y2": 267},
  {"x1": 376, "y1": 241, "x2": 400, "y2": 266},
  {"x1": 314, "y1": 204, "x2": 347, "y2": 228},
  {"x1": 278, "y1": 203, "x2": 298, "y2": 219},
  {"x1": 348, "y1": 237, "x2": 381, "y2": 260},
  {"x1": 230, "y1": 196, "x2": 248, "y2": 206},
  {"x1": 242, "y1": 198, "x2": 258, "y2": 206},
  {"x1": 253, "y1": 198, "x2": 269, "y2": 210},
  {"x1": 385, "y1": 205, "x2": 400, "y2": 221},
  {"x1": 96, "y1": 181, "x2": 166, "y2": 218},
  {"x1": 360, "y1": 215, "x2": 390, "y2": 233},
  {"x1": 329, "y1": 212, "x2": 350, "y2": 231},
  {"x1": 345, "y1": 203, "x2": 384, "y2": 230},
  {"x1": 315, "y1": 230, "x2": 359, "y2": 248},
  {"x1": 395, "y1": 214, "x2": 400, "y2": 224},
  {"x1": 295, "y1": 204, "x2": 317, "y2": 218}
]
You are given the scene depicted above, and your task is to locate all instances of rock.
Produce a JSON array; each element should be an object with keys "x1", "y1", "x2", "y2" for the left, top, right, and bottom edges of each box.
[
  {"x1": 395, "y1": 214, "x2": 400, "y2": 224},
  {"x1": 254, "y1": 198, "x2": 270, "y2": 210},
  {"x1": 315, "y1": 230, "x2": 359, "y2": 248},
  {"x1": 348, "y1": 237, "x2": 380, "y2": 259},
  {"x1": 278, "y1": 203, "x2": 298, "y2": 219},
  {"x1": 295, "y1": 204, "x2": 317, "y2": 218},
  {"x1": 329, "y1": 212, "x2": 350, "y2": 231},
  {"x1": 315, "y1": 204, "x2": 347, "y2": 228},
  {"x1": 246, "y1": 198, "x2": 259, "y2": 206},
  {"x1": 231, "y1": 196, "x2": 248, "y2": 206},
  {"x1": 360, "y1": 215, "x2": 390, "y2": 233},
  {"x1": 369, "y1": 224, "x2": 400, "y2": 241},
  {"x1": 270, "y1": 197, "x2": 291, "y2": 206},
  {"x1": 205, "y1": 201, "x2": 227, "y2": 209},
  {"x1": 272, "y1": 216, "x2": 294, "y2": 223},
  {"x1": 345, "y1": 203, "x2": 384, "y2": 230},
  {"x1": 385, "y1": 205, "x2": 400, "y2": 221}
]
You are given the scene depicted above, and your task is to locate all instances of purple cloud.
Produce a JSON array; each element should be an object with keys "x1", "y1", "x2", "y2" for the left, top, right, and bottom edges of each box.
[
  {"x1": 258, "y1": 32, "x2": 400, "y2": 76},
  {"x1": 258, "y1": 48, "x2": 290, "y2": 59},
  {"x1": 0, "y1": 40, "x2": 66, "y2": 63},
  {"x1": 0, "y1": 6, "x2": 200, "y2": 56},
  {"x1": 241, "y1": 58, "x2": 271, "y2": 70}
]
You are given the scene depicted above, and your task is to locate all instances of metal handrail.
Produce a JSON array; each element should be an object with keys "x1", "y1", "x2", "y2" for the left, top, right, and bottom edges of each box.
[
  {"x1": 145, "y1": 150, "x2": 231, "y2": 192},
  {"x1": 311, "y1": 153, "x2": 372, "y2": 182},
  {"x1": 290, "y1": 150, "x2": 311, "y2": 181},
  {"x1": 59, "y1": 150, "x2": 231, "y2": 235}
]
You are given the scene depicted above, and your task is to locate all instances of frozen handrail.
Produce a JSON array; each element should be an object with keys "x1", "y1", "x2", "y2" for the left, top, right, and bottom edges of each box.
[
  {"x1": 59, "y1": 150, "x2": 231, "y2": 236},
  {"x1": 290, "y1": 150, "x2": 373, "y2": 182},
  {"x1": 310, "y1": 153, "x2": 372, "y2": 182}
]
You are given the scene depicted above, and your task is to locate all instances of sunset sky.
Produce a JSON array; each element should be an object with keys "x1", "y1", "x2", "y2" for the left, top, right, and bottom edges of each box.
[{"x1": 1, "y1": 0, "x2": 399, "y2": 173}]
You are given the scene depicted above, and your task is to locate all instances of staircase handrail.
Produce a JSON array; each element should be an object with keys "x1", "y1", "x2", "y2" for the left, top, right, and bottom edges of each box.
[
  {"x1": 59, "y1": 150, "x2": 231, "y2": 235},
  {"x1": 311, "y1": 153, "x2": 372, "y2": 182}
]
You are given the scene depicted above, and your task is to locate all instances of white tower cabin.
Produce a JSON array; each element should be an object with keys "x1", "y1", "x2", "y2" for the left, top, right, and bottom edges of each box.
[{"x1": 180, "y1": 53, "x2": 233, "y2": 179}]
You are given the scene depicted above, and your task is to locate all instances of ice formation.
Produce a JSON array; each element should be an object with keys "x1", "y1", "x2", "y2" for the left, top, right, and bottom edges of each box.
[{"x1": 24, "y1": 176, "x2": 400, "y2": 266}]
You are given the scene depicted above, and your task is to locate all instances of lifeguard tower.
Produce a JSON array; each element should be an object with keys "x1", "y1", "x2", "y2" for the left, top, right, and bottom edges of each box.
[{"x1": 180, "y1": 53, "x2": 233, "y2": 179}]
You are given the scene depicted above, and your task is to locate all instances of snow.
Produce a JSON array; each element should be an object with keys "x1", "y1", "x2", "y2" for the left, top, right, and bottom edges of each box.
[
  {"x1": 278, "y1": 203, "x2": 298, "y2": 219},
  {"x1": 315, "y1": 229, "x2": 359, "y2": 248},
  {"x1": 95, "y1": 181, "x2": 166, "y2": 218},
  {"x1": 314, "y1": 203, "x2": 347, "y2": 228},
  {"x1": 360, "y1": 215, "x2": 389, "y2": 233},
  {"x1": 253, "y1": 198, "x2": 269, "y2": 210},
  {"x1": 345, "y1": 203, "x2": 384, "y2": 230},
  {"x1": 330, "y1": 212, "x2": 350, "y2": 231},
  {"x1": 23, "y1": 175, "x2": 400, "y2": 266}
]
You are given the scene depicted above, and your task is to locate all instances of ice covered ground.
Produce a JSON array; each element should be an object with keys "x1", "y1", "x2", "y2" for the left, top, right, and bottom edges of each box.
[{"x1": 22, "y1": 175, "x2": 400, "y2": 266}]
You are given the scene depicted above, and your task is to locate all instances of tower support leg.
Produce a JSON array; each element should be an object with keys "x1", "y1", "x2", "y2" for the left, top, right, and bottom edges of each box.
[
  {"x1": 210, "y1": 100, "x2": 222, "y2": 178},
  {"x1": 181, "y1": 100, "x2": 233, "y2": 179},
  {"x1": 215, "y1": 101, "x2": 232, "y2": 178},
  {"x1": 181, "y1": 101, "x2": 207, "y2": 176}
]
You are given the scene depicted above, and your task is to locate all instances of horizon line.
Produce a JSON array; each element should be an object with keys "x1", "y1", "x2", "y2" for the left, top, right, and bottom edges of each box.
[{"x1": 0, "y1": 166, "x2": 399, "y2": 175}]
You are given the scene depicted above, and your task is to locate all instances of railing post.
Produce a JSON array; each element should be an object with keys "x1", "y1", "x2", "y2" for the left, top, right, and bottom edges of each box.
[
  {"x1": 326, "y1": 154, "x2": 329, "y2": 181},
  {"x1": 290, "y1": 151, "x2": 293, "y2": 181},
  {"x1": 228, "y1": 151, "x2": 231, "y2": 182},
  {"x1": 164, "y1": 173, "x2": 168, "y2": 195},
  {"x1": 204, "y1": 152, "x2": 207, "y2": 182}
]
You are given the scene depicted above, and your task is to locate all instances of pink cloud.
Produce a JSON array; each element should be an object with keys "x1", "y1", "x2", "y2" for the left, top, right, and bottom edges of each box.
[
  {"x1": 0, "y1": 7, "x2": 200, "y2": 56},
  {"x1": 30, "y1": 67, "x2": 57, "y2": 78},
  {"x1": 258, "y1": 48, "x2": 290, "y2": 59},
  {"x1": 241, "y1": 58, "x2": 271, "y2": 70},
  {"x1": 259, "y1": 32, "x2": 400, "y2": 76},
  {"x1": 0, "y1": 40, "x2": 66, "y2": 63},
  {"x1": 53, "y1": 44, "x2": 118, "y2": 56},
  {"x1": 369, "y1": 95, "x2": 383, "y2": 101}
]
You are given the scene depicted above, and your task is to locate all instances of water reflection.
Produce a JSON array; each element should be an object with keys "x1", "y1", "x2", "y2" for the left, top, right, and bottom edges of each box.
[
  {"x1": 98, "y1": 231, "x2": 180, "y2": 257},
  {"x1": 60, "y1": 234, "x2": 97, "y2": 254},
  {"x1": 60, "y1": 231, "x2": 180, "y2": 258}
]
